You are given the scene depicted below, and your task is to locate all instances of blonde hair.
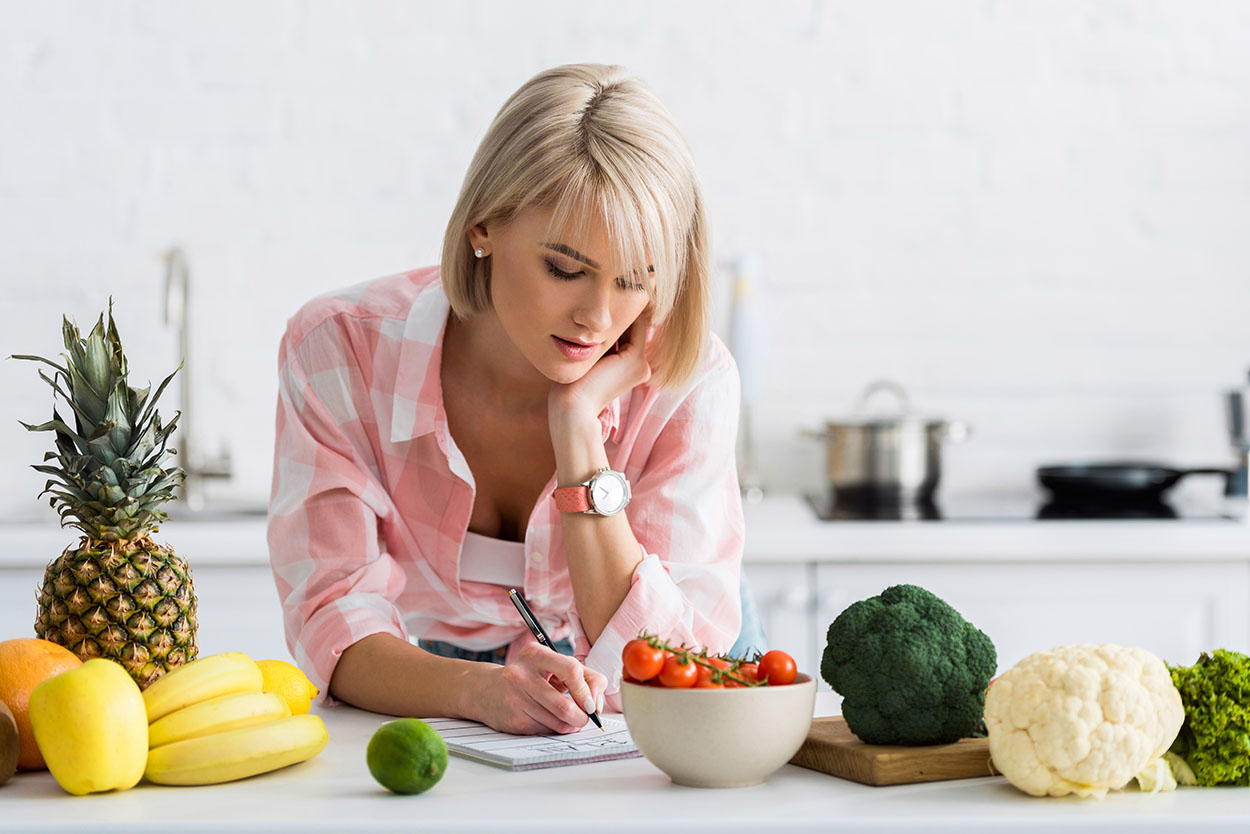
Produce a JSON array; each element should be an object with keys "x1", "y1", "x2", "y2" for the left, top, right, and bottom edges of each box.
[{"x1": 441, "y1": 63, "x2": 710, "y2": 388}]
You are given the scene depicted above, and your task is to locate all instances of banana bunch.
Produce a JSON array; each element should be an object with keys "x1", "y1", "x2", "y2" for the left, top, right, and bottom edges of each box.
[{"x1": 142, "y1": 652, "x2": 328, "y2": 786}]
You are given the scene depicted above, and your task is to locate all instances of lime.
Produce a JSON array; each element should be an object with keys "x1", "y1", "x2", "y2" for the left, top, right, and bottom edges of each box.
[{"x1": 366, "y1": 718, "x2": 449, "y2": 795}]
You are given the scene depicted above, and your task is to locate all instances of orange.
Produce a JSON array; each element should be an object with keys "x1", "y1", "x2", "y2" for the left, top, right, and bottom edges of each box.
[{"x1": 0, "y1": 638, "x2": 83, "y2": 770}]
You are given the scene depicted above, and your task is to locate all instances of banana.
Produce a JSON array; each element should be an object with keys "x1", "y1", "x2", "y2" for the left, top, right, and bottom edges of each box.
[
  {"x1": 148, "y1": 690, "x2": 291, "y2": 749},
  {"x1": 143, "y1": 652, "x2": 263, "y2": 723},
  {"x1": 145, "y1": 714, "x2": 329, "y2": 786}
]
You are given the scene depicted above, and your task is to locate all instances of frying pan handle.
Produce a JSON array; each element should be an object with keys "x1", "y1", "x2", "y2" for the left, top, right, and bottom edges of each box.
[{"x1": 1175, "y1": 468, "x2": 1234, "y2": 491}]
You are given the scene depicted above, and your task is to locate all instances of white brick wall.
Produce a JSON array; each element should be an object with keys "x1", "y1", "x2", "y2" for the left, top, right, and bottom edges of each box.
[{"x1": 2, "y1": 0, "x2": 1247, "y2": 521}]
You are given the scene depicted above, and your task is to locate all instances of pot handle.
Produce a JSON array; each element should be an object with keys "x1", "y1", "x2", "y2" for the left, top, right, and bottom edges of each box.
[
  {"x1": 799, "y1": 426, "x2": 843, "y2": 447},
  {"x1": 856, "y1": 379, "x2": 912, "y2": 417},
  {"x1": 942, "y1": 421, "x2": 972, "y2": 444}
]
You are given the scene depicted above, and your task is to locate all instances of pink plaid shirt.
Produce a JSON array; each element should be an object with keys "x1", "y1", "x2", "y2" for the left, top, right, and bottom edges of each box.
[{"x1": 267, "y1": 266, "x2": 744, "y2": 709}]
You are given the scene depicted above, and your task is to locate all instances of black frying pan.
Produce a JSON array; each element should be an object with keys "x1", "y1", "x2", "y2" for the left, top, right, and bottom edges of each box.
[{"x1": 1038, "y1": 463, "x2": 1232, "y2": 503}]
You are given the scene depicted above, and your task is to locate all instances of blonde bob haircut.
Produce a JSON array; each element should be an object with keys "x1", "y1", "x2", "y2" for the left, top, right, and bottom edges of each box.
[{"x1": 441, "y1": 63, "x2": 710, "y2": 389}]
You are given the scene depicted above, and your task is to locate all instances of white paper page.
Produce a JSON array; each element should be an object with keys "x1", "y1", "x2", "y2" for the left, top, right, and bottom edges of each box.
[{"x1": 422, "y1": 716, "x2": 637, "y2": 765}]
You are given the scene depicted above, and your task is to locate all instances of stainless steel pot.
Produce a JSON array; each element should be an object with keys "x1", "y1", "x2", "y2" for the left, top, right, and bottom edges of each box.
[{"x1": 805, "y1": 380, "x2": 969, "y2": 506}]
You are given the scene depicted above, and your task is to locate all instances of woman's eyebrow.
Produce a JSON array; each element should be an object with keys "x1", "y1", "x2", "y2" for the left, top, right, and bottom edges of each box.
[
  {"x1": 542, "y1": 243, "x2": 600, "y2": 269},
  {"x1": 541, "y1": 242, "x2": 655, "y2": 276}
]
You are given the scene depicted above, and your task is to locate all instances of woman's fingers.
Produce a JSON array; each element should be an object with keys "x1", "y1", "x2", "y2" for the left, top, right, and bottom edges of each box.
[
  {"x1": 587, "y1": 667, "x2": 608, "y2": 712},
  {"x1": 522, "y1": 686, "x2": 587, "y2": 734},
  {"x1": 517, "y1": 644, "x2": 606, "y2": 731},
  {"x1": 494, "y1": 663, "x2": 579, "y2": 734}
]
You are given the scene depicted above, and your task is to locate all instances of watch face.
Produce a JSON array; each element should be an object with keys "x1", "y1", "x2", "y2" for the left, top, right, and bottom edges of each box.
[{"x1": 589, "y1": 470, "x2": 629, "y2": 515}]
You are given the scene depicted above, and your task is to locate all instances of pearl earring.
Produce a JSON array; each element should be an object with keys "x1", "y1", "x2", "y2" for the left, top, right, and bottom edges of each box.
[{"x1": 474, "y1": 248, "x2": 485, "y2": 258}]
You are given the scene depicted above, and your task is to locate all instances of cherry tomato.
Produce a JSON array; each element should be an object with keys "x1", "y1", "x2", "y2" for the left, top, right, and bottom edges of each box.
[
  {"x1": 736, "y1": 662, "x2": 760, "y2": 685},
  {"x1": 658, "y1": 653, "x2": 698, "y2": 688},
  {"x1": 695, "y1": 656, "x2": 730, "y2": 686},
  {"x1": 758, "y1": 650, "x2": 797, "y2": 686},
  {"x1": 694, "y1": 679, "x2": 724, "y2": 689},
  {"x1": 622, "y1": 639, "x2": 665, "y2": 681}
]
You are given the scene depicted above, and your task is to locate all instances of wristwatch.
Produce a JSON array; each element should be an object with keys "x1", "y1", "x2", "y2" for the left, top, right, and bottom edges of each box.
[{"x1": 553, "y1": 467, "x2": 631, "y2": 516}]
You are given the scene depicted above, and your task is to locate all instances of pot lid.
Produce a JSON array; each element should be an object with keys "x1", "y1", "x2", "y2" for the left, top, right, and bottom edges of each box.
[{"x1": 825, "y1": 380, "x2": 952, "y2": 428}]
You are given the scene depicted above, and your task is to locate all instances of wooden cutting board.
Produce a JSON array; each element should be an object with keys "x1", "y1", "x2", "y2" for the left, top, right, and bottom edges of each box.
[{"x1": 788, "y1": 716, "x2": 998, "y2": 786}]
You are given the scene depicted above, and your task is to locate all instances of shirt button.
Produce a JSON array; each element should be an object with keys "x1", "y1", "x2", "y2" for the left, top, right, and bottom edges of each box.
[{"x1": 530, "y1": 551, "x2": 545, "y2": 565}]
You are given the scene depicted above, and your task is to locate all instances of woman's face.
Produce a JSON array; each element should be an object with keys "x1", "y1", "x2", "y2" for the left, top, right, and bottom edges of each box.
[{"x1": 470, "y1": 206, "x2": 654, "y2": 385}]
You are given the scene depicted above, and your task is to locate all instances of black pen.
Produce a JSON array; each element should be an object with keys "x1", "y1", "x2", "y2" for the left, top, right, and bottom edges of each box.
[{"x1": 508, "y1": 588, "x2": 604, "y2": 731}]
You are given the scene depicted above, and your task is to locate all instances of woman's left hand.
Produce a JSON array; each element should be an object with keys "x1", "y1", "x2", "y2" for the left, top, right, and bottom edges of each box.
[{"x1": 549, "y1": 310, "x2": 652, "y2": 431}]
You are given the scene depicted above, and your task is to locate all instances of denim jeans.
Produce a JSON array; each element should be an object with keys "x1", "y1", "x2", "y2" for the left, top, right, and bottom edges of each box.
[
  {"x1": 418, "y1": 637, "x2": 576, "y2": 664},
  {"x1": 728, "y1": 570, "x2": 770, "y2": 659},
  {"x1": 419, "y1": 572, "x2": 768, "y2": 662}
]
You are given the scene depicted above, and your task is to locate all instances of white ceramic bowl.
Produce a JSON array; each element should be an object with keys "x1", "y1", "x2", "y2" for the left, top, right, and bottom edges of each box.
[{"x1": 620, "y1": 673, "x2": 816, "y2": 788}]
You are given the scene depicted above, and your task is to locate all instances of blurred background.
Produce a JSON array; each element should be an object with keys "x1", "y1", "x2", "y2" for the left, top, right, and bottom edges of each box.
[{"x1": 3, "y1": 0, "x2": 1248, "y2": 521}]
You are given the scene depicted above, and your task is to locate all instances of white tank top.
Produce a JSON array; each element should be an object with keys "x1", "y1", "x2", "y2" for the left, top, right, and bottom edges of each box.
[{"x1": 458, "y1": 530, "x2": 526, "y2": 587}]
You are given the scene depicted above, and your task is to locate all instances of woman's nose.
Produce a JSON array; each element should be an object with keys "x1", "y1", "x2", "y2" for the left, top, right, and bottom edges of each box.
[{"x1": 572, "y1": 282, "x2": 612, "y2": 333}]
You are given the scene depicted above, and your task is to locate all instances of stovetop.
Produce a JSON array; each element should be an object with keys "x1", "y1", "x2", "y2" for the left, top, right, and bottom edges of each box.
[{"x1": 804, "y1": 490, "x2": 1240, "y2": 522}]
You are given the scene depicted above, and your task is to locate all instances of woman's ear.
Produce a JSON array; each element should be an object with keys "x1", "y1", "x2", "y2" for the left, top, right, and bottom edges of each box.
[{"x1": 467, "y1": 222, "x2": 490, "y2": 254}]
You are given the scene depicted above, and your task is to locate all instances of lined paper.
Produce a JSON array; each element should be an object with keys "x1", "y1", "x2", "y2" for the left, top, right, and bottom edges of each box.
[{"x1": 421, "y1": 716, "x2": 642, "y2": 771}]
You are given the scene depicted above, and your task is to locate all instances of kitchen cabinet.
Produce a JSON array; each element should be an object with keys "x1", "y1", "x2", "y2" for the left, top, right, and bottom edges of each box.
[
  {"x1": 191, "y1": 566, "x2": 292, "y2": 661},
  {"x1": 742, "y1": 562, "x2": 816, "y2": 666},
  {"x1": 0, "y1": 564, "x2": 294, "y2": 663},
  {"x1": 813, "y1": 561, "x2": 1250, "y2": 673},
  {"x1": 0, "y1": 567, "x2": 40, "y2": 638}
]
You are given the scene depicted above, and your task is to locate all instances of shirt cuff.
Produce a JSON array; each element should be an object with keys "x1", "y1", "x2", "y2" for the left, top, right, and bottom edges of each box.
[
  {"x1": 581, "y1": 547, "x2": 685, "y2": 710},
  {"x1": 294, "y1": 593, "x2": 410, "y2": 707}
]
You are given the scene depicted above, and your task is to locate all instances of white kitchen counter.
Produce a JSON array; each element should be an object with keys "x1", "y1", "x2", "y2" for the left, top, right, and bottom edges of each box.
[
  {"x1": 742, "y1": 493, "x2": 1250, "y2": 563},
  {"x1": 4, "y1": 494, "x2": 1247, "y2": 680},
  {"x1": 2, "y1": 692, "x2": 1247, "y2": 833},
  {"x1": 3, "y1": 493, "x2": 1249, "y2": 568}
]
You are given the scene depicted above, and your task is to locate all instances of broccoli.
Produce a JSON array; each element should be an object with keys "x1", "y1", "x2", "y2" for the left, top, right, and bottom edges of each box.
[
  {"x1": 820, "y1": 583, "x2": 996, "y2": 746},
  {"x1": 1167, "y1": 649, "x2": 1250, "y2": 786}
]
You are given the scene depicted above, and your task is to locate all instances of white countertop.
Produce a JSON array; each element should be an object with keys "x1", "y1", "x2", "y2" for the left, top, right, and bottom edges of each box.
[
  {"x1": 741, "y1": 494, "x2": 1250, "y2": 562},
  {"x1": 2, "y1": 692, "x2": 1246, "y2": 833},
  {"x1": 2, "y1": 494, "x2": 1249, "y2": 569}
]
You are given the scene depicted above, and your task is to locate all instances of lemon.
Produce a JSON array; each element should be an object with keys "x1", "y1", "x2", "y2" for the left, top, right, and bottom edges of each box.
[
  {"x1": 367, "y1": 718, "x2": 448, "y2": 795},
  {"x1": 255, "y1": 660, "x2": 318, "y2": 715}
]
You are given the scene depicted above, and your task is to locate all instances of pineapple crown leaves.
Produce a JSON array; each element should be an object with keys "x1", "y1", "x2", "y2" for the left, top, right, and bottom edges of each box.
[{"x1": 10, "y1": 298, "x2": 186, "y2": 540}]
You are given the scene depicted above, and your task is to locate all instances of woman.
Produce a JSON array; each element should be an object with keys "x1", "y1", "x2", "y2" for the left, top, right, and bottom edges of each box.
[{"x1": 268, "y1": 63, "x2": 765, "y2": 735}]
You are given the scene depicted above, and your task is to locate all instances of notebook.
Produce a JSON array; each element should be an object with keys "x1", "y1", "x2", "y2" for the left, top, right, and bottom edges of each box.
[{"x1": 421, "y1": 715, "x2": 642, "y2": 771}]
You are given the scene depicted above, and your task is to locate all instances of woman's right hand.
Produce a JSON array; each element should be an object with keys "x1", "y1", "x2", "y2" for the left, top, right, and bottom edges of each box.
[{"x1": 466, "y1": 642, "x2": 607, "y2": 735}]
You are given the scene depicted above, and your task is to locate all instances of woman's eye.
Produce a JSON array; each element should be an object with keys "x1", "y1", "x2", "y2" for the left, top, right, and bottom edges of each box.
[
  {"x1": 544, "y1": 259, "x2": 582, "y2": 280},
  {"x1": 546, "y1": 257, "x2": 646, "y2": 292}
]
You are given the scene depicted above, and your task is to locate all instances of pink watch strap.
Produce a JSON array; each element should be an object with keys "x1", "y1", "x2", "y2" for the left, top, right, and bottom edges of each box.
[{"x1": 553, "y1": 485, "x2": 592, "y2": 513}]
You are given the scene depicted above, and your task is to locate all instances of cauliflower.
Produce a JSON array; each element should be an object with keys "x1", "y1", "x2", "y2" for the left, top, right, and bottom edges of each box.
[{"x1": 984, "y1": 643, "x2": 1184, "y2": 799}]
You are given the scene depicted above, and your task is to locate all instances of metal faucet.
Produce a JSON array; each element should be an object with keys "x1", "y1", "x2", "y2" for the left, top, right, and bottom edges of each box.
[{"x1": 163, "y1": 246, "x2": 232, "y2": 511}]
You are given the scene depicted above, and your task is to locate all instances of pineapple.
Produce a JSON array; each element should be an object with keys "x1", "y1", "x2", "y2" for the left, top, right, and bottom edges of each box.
[{"x1": 14, "y1": 300, "x2": 197, "y2": 689}]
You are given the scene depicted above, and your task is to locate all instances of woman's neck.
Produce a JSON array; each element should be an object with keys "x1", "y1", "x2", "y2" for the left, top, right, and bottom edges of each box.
[{"x1": 443, "y1": 310, "x2": 551, "y2": 414}]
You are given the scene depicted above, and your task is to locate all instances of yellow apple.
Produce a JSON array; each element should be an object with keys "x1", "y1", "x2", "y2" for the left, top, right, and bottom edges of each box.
[{"x1": 29, "y1": 658, "x2": 147, "y2": 795}]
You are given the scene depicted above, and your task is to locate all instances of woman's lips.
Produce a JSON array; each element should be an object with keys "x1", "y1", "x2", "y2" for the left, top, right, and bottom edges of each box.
[{"x1": 551, "y1": 335, "x2": 599, "y2": 361}]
